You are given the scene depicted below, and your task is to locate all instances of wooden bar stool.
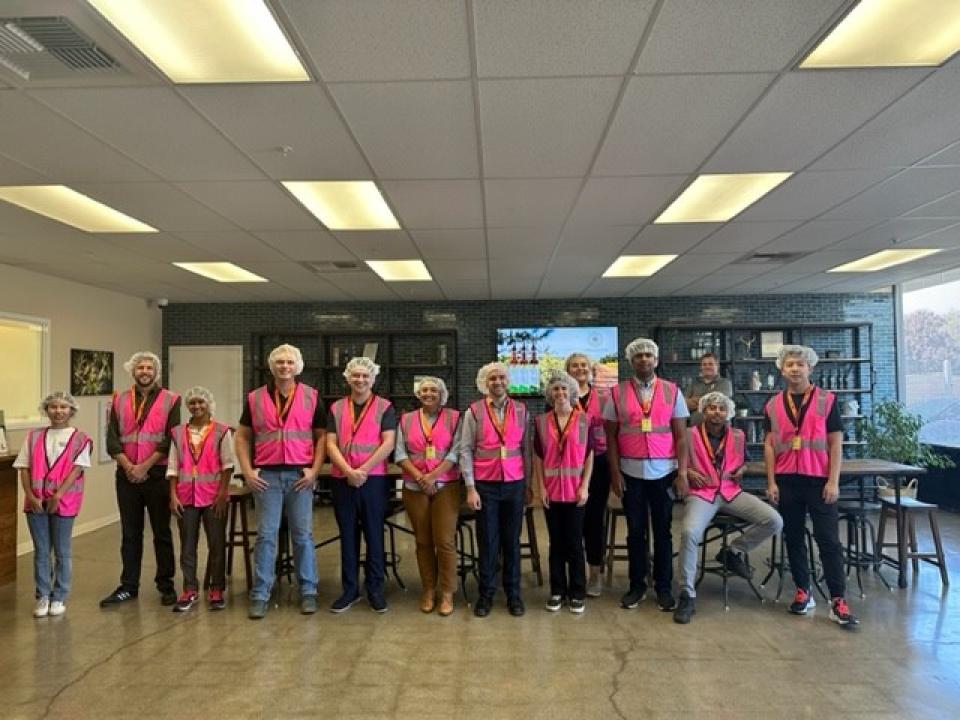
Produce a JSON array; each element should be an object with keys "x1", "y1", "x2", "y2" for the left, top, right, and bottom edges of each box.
[
  {"x1": 604, "y1": 497, "x2": 630, "y2": 580},
  {"x1": 211, "y1": 483, "x2": 255, "y2": 592},
  {"x1": 876, "y1": 496, "x2": 949, "y2": 587},
  {"x1": 520, "y1": 506, "x2": 544, "y2": 586}
]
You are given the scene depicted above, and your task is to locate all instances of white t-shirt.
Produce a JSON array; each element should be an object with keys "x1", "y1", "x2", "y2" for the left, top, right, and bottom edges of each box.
[
  {"x1": 166, "y1": 425, "x2": 235, "y2": 477},
  {"x1": 14, "y1": 427, "x2": 92, "y2": 469}
]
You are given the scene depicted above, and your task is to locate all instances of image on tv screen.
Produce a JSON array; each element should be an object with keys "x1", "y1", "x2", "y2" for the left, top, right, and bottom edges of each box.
[{"x1": 496, "y1": 326, "x2": 619, "y2": 395}]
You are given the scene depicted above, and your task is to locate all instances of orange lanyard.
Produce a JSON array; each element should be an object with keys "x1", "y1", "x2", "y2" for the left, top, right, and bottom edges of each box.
[
  {"x1": 631, "y1": 378, "x2": 657, "y2": 419},
  {"x1": 485, "y1": 399, "x2": 513, "y2": 446},
  {"x1": 187, "y1": 422, "x2": 214, "y2": 474},
  {"x1": 347, "y1": 396, "x2": 376, "y2": 439},
  {"x1": 130, "y1": 386, "x2": 148, "y2": 425},
  {"x1": 551, "y1": 407, "x2": 580, "y2": 452},
  {"x1": 786, "y1": 386, "x2": 814, "y2": 430},
  {"x1": 273, "y1": 384, "x2": 296, "y2": 425},
  {"x1": 700, "y1": 424, "x2": 727, "y2": 473},
  {"x1": 419, "y1": 408, "x2": 442, "y2": 447}
]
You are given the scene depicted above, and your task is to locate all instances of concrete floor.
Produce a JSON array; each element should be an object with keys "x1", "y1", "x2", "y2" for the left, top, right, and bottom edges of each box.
[{"x1": 2, "y1": 505, "x2": 960, "y2": 720}]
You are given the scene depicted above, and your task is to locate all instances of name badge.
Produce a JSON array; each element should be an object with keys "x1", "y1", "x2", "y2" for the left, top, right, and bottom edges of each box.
[
  {"x1": 425, "y1": 445, "x2": 436, "y2": 460},
  {"x1": 791, "y1": 436, "x2": 802, "y2": 450},
  {"x1": 641, "y1": 418, "x2": 652, "y2": 432},
  {"x1": 500, "y1": 446, "x2": 508, "y2": 460}
]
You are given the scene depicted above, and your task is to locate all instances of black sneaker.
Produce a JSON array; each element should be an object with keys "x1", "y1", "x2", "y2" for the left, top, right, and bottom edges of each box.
[
  {"x1": 656, "y1": 590, "x2": 676, "y2": 611},
  {"x1": 507, "y1": 596, "x2": 525, "y2": 617},
  {"x1": 329, "y1": 593, "x2": 361, "y2": 614},
  {"x1": 99, "y1": 586, "x2": 137, "y2": 607},
  {"x1": 716, "y1": 548, "x2": 753, "y2": 579},
  {"x1": 473, "y1": 596, "x2": 492, "y2": 617},
  {"x1": 569, "y1": 598, "x2": 586, "y2": 614},
  {"x1": 369, "y1": 594, "x2": 388, "y2": 614},
  {"x1": 545, "y1": 595, "x2": 564, "y2": 612},
  {"x1": 160, "y1": 590, "x2": 177, "y2": 606},
  {"x1": 829, "y1": 597, "x2": 859, "y2": 626},
  {"x1": 620, "y1": 587, "x2": 647, "y2": 609},
  {"x1": 673, "y1": 591, "x2": 695, "y2": 624},
  {"x1": 789, "y1": 587, "x2": 816, "y2": 615}
]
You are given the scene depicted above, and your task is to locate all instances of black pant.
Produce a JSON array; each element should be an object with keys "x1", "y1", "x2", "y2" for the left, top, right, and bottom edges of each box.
[
  {"x1": 544, "y1": 502, "x2": 586, "y2": 600},
  {"x1": 177, "y1": 504, "x2": 227, "y2": 592},
  {"x1": 116, "y1": 468, "x2": 175, "y2": 594},
  {"x1": 778, "y1": 474, "x2": 846, "y2": 598},
  {"x1": 332, "y1": 475, "x2": 387, "y2": 598},
  {"x1": 475, "y1": 480, "x2": 525, "y2": 602},
  {"x1": 583, "y1": 453, "x2": 611, "y2": 567},
  {"x1": 621, "y1": 471, "x2": 675, "y2": 594}
]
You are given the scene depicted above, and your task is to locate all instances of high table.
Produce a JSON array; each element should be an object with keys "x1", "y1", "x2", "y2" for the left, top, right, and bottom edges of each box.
[{"x1": 742, "y1": 459, "x2": 926, "y2": 589}]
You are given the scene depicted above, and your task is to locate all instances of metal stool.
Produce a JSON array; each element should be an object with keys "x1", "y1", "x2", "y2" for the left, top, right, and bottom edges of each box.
[
  {"x1": 877, "y1": 497, "x2": 949, "y2": 587},
  {"x1": 696, "y1": 513, "x2": 765, "y2": 610},
  {"x1": 761, "y1": 526, "x2": 827, "y2": 601},
  {"x1": 604, "y1": 499, "x2": 630, "y2": 580},
  {"x1": 837, "y1": 501, "x2": 880, "y2": 597},
  {"x1": 456, "y1": 506, "x2": 480, "y2": 603},
  {"x1": 216, "y1": 484, "x2": 255, "y2": 591},
  {"x1": 519, "y1": 506, "x2": 544, "y2": 585}
]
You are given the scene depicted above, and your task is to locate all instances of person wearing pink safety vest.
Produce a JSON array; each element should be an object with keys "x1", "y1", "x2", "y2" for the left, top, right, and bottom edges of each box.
[
  {"x1": 101, "y1": 351, "x2": 181, "y2": 608},
  {"x1": 565, "y1": 352, "x2": 611, "y2": 597},
  {"x1": 460, "y1": 361, "x2": 532, "y2": 618},
  {"x1": 15, "y1": 391, "x2": 92, "y2": 618},
  {"x1": 326, "y1": 356, "x2": 397, "y2": 614},
  {"x1": 673, "y1": 392, "x2": 782, "y2": 625},
  {"x1": 167, "y1": 386, "x2": 234, "y2": 613},
  {"x1": 764, "y1": 344, "x2": 857, "y2": 626},
  {"x1": 534, "y1": 371, "x2": 594, "y2": 614},
  {"x1": 236, "y1": 343, "x2": 326, "y2": 620},
  {"x1": 396, "y1": 376, "x2": 461, "y2": 617},
  {"x1": 604, "y1": 337, "x2": 689, "y2": 613}
]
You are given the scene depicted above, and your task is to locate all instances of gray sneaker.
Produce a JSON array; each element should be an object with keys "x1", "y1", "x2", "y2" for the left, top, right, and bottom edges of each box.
[
  {"x1": 586, "y1": 571, "x2": 603, "y2": 598},
  {"x1": 248, "y1": 600, "x2": 268, "y2": 620},
  {"x1": 301, "y1": 595, "x2": 318, "y2": 614}
]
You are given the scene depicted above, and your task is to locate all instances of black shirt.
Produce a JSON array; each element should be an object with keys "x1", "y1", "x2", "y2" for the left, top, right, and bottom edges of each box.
[
  {"x1": 107, "y1": 385, "x2": 181, "y2": 458},
  {"x1": 325, "y1": 397, "x2": 398, "y2": 434},
  {"x1": 238, "y1": 381, "x2": 327, "y2": 429},
  {"x1": 763, "y1": 391, "x2": 842, "y2": 434}
]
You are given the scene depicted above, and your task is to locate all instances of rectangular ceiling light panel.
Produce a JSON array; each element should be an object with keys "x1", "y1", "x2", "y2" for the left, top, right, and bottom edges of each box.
[
  {"x1": 828, "y1": 248, "x2": 941, "y2": 272},
  {"x1": 655, "y1": 173, "x2": 792, "y2": 223},
  {"x1": 283, "y1": 181, "x2": 400, "y2": 230},
  {"x1": 366, "y1": 260, "x2": 432, "y2": 281},
  {"x1": 0, "y1": 185, "x2": 156, "y2": 232},
  {"x1": 173, "y1": 261, "x2": 268, "y2": 282},
  {"x1": 88, "y1": 0, "x2": 309, "y2": 83},
  {"x1": 602, "y1": 254, "x2": 677, "y2": 277}
]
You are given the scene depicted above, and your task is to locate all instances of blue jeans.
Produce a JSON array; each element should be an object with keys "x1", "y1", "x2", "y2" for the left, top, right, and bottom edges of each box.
[
  {"x1": 332, "y1": 475, "x2": 387, "y2": 599},
  {"x1": 26, "y1": 512, "x2": 75, "y2": 602},
  {"x1": 250, "y1": 469, "x2": 318, "y2": 602}
]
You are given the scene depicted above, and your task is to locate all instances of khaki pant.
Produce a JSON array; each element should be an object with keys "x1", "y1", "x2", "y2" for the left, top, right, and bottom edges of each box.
[{"x1": 402, "y1": 482, "x2": 460, "y2": 594}]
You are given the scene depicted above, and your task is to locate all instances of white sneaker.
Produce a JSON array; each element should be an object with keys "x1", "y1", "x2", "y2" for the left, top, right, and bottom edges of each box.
[
  {"x1": 586, "y1": 571, "x2": 603, "y2": 598},
  {"x1": 33, "y1": 597, "x2": 50, "y2": 618},
  {"x1": 49, "y1": 600, "x2": 66, "y2": 616}
]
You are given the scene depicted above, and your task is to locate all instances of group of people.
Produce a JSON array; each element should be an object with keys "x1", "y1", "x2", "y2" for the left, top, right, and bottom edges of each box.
[{"x1": 18, "y1": 336, "x2": 858, "y2": 628}]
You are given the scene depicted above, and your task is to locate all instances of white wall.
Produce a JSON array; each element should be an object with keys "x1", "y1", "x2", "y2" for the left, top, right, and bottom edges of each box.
[{"x1": 0, "y1": 263, "x2": 162, "y2": 553}]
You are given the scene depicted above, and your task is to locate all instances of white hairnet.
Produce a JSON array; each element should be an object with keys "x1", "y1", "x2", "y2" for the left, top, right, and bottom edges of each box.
[
  {"x1": 414, "y1": 376, "x2": 449, "y2": 406},
  {"x1": 343, "y1": 355, "x2": 381, "y2": 380},
  {"x1": 543, "y1": 371, "x2": 580, "y2": 407},
  {"x1": 697, "y1": 391, "x2": 736, "y2": 418},
  {"x1": 624, "y1": 337, "x2": 659, "y2": 361},
  {"x1": 39, "y1": 391, "x2": 79, "y2": 416},
  {"x1": 268, "y1": 344, "x2": 304, "y2": 376},
  {"x1": 776, "y1": 344, "x2": 819, "y2": 370},
  {"x1": 183, "y1": 386, "x2": 216, "y2": 416},
  {"x1": 476, "y1": 362, "x2": 510, "y2": 394},
  {"x1": 564, "y1": 352, "x2": 593, "y2": 383},
  {"x1": 123, "y1": 351, "x2": 161, "y2": 377}
]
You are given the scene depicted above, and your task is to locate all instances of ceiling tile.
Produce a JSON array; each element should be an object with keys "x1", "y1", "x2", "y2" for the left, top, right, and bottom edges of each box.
[
  {"x1": 333, "y1": 230, "x2": 418, "y2": 259},
  {"x1": 829, "y1": 218, "x2": 959, "y2": 251},
  {"x1": 425, "y1": 260, "x2": 487, "y2": 281},
  {"x1": 905, "y1": 190, "x2": 960, "y2": 219},
  {"x1": 473, "y1": 0, "x2": 655, "y2": 78},
  {"x1": 390, "y1": 282, "x2": 447, "y2": 301},
  {"x1": 168, "y1": 230, "x2": 288, "y2": 262},
  {"x1": 919, "y1": 139, "x2": 960, "y2": 167},
  {"x1": 435, "y1": 278, "x2": 489, "y2": 299},
  {"x1": 330, "y1": 81, "x2": 478, "y2": 179},
  {"x1": 582, "y1": 277, "x2": 639, "y2": 297},
  {"x1": 484, "y1": 179, "x2": 582, "y2": 229},
  {"x1": 823, "y1": 168, "x2": 960, "y2": 220},
  {"x1": 691, "y1": 221, "x2": 800, "y2": 254},
  {"x1": 902, "y1": 223, "x2": 960, "y2": 249},
  {"x1": 659, "y1": 253, "x2": 742, "y2": 275},
  {"x1": 479, "y1": 78, "x2": 621, "y2": 177},
  {"x1": 0, "y1": 153, "x2": 46, "y2": 184},
  {"x1": 553, "y1": 225, "x2": 639, "y2": 257},
  {"x1": 103, "y1": 233, "x2": 218, "y2": 263},
  {"x1": 759, "y1": 220, "x2": 876, "y2": 252},
  {"x1": 595, "y1": 74, "x2": 772, "y2": 175},
  {"x1": 177, "y1": 181, "x2": 318, "y2": 230},
  {"x1": 629, "y1": 274, "x2": 703, "y2": 295},
  {"x1": 410, "y1": 229, "x2": 486, "y2": 260},
  {"x1": 736, "y1": 169, "x2": 895, "y2": 221},
  {"x1": 380, "y1": 180, "x2": 483, "y2": 229},
  {"x1": 73, "y1": 182, "x2": 236, "y2": 231},
  {"x1": 567, "y1": 176, "x2": 689, "y2": 226},
  {"x1": 253, "y1": 230, "x2": 355, "y2": 262},
  {"x1": 487, "y1": 228, "x2": 558, "y2": 259},
  {"x1": 624, "y1": 224, "x2": 718, "y2": 254}
]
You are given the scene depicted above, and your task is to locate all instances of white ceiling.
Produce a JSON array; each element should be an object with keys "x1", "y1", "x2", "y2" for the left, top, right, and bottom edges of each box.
[{"x1": 0, "y1": 0, "x2": 959, "y2": 302}]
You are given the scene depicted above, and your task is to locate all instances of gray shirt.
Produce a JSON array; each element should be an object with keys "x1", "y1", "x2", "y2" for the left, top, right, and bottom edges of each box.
[
  {"x1": 684, "y1": 375, "x2": 734, "y2": 426},
  {"x1": 458, "y1": 395, "x2": 533, "y2": 487},
  {"x1": 394, "y1": 410, "x2": 461, "y2": 491}
]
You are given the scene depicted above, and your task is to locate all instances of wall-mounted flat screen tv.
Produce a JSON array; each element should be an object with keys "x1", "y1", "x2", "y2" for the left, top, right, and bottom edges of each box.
[{"x1": 496, "y1": 326, "x2": 619, "y2": 395}]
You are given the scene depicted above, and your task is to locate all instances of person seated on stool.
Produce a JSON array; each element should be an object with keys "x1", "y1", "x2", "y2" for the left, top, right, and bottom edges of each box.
[
  {"x1": 460, "y1": 361, "x2": 533, "y2": 618},
  {"x1": 326, "y1": 356, "x2": 397, "y2": 614},
  {"x1": 674, "y1": 392, "x2": 783, "y2": 624},
  {"x1": 167, "y1": 386, "x2": 234, "y2": 613},
  {"x1": 534, "y1": 371, "x2": 594, "y2": 614},
  {"x1": 396, "y1": 376, "x2": 462, "y2": 617},
  {"x1": 765, "y1": 344, "x2": 858, "y2": 627}
]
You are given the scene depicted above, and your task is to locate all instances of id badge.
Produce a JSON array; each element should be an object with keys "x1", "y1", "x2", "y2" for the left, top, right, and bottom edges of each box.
[
  {"x1": 791, "y1": 436, "x2": 802, "y2": 450},
  {"x1": 641, "y1": 418, "x2": 652, "y2": 432},
  {"x1": 500, "y1": 446, "x2": 508, "y2": 459},
  {"x1": 425, "y1": 445, "x2": 436, "y2": 460}
]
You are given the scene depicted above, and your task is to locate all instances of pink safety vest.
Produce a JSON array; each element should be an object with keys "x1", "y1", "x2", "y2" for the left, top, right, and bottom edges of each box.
[
  {"x1": 330, "y1": 395, "x2": 392, "y2": 477},
  {"x1": 171, "y1": 421, "x2": 230, "y2": 507},
  {"x1": 24, "y1": 428, "x2": 91, "y2": 517},
  {"x1": 765, "y1": 387, "x2": 835, "y2": 478},
  {"x1": 611, "y1": 378, "x2": 678, "y2": 459},
  {"x1": 113, "y1": 387, "x2": 180, "y2": 466},
  {"x1": 579, "y1": 385, "x2": 609, "y2": 455},
  {"x1": 470, "y1": 398, "x2": 527, "y2": 483},
  {"x1": 687, "y1": 425, "x2": 745, "y2": 503},
  {"x1": 250, "y1": 383, "x2": 319, "y2": 467},
  {"x1": 400, "y1": 408, "x2": 460, "y2": 485},
  {"x1": 535, "y1": 409, "x2": 591, "y2": 502}
]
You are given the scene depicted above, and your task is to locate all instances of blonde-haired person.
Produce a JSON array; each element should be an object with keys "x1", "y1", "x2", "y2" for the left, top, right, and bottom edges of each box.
[
  {"x1": 396, "y1": 376, "x2": 461, "y2": 616},
  {"x1": 534, "y1": 372, "x2": 594, "y2": 614},
  {"x1": 167, "y1": 387, "x2": 234, "y2": 612},
  {"x1": 15, "y1": 392, "x2": 92, "y2": 617},
  {"x1": 565, "y1": 352, "x2": 611, "y2": 597},
  {"x1": 101, "y1": 351, "x2": 181, "y2": 608},
  {"x1": 236, "y1": 343, "x2": 327, "y2": 619}
]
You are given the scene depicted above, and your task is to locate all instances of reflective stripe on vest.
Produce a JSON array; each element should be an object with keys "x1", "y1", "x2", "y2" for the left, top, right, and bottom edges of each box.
[
  {"x1": 535, "y1": 411, "x2": 590, "y2": 503},
  {"x1": 172, "y1": 422, "x2": 229, "y2": 507},
  {"x1": 686, "y1": 426, "x2": 744, "y2": 503},
  {"x1": 113, "y1": 388, "x2": 179, "y2": 466},
  {"x1": 611, "y1": 379, "x2": 677, "y2": 459},
  {"x1": 766, "y1": 387, "x2": 834, "y2": 478},
  {"x1": 330, "y1": 396, "x2": 392, "y2": 477},
  {"x1": 400, "y1": 408, "x2": 460, "y2": 484},
  {"x1": 581, "y1": 386, "x2": 609, "y2": 454},
  {"x1": 470, "y1": 398, "x2": 527, "y2": 482},
  {"x1": 25, "y1": 428, "x2": 90, "y2": 517},
  {"x1": 250, "y1": 383, "x2": 319, "y2": 467}
]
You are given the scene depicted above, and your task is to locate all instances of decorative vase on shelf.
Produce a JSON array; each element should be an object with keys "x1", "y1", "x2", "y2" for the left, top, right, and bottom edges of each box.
[
  {"x1": 750, "y1": 371, "x2": 762, "y2": 391},
  {"x1": 766, "y1": 372, "x2": 775, "y2": 390}
]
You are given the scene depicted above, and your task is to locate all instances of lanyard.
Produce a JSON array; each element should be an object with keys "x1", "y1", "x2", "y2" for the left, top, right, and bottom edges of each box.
[
  {"x1": 700, "y1": 424, "x2": 726, "y2": 475},
  {"x1": 786, "y1": 386, "x2": 814, "y2": 431},
  {"x1": 41, "y1": 428, "x2": 76, "y2": 480},
  {"x1": 130, "y1": 386, "x2": 149, "y2": 425},
  {"x1": 347, "y1": 396, "x2": 376, "y2": 440},
  {"x1": 551, "y1": 407, "x2": 580, "y2": 452},
  {"x1": 187, "y1": 422, "x2": 214, "y2": 473},
  {"x1": 485, "y1": 398, "x2": 513, "y2": 446},
  {"x1": 630, "y1": 377, "x2": 658, "y2": 428},
  {"x1": 578, "y1": 388, "x2": 592, "y2": 413},
  {"x1": 418, "y1": 408, "x2": 443, "y2": 447},
  {"x1": 273, "y1": 384, "x2": 296, "y2": 425}
]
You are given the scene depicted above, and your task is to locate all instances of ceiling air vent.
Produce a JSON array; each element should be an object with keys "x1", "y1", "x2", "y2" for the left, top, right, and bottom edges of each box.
[
  {"x1": 734, "y1": 251, "x2": 806, "y2": 265},
  {"x1": 302, "y1": 261, "x2": 363, "y2": 273},
  {"x1": 0, "y1": 16, "x2": 120, "y2": 80}
]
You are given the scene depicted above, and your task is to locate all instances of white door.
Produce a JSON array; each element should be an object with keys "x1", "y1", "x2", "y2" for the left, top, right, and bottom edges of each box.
[{"x1": 168, "y1": 345, "x2": 244, "y2": 427}]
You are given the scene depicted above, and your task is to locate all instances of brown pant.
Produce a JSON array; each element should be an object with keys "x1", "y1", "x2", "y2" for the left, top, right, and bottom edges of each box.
[{"x1": 402, "y1": 482, "x2": 460, "y2": 594}]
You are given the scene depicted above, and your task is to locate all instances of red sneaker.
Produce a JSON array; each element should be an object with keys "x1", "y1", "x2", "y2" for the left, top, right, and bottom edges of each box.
[
  {"x1": 829, "y1": 597, "x2": 859, "y2": 626},
  {"x1": 173, "y1": 590, "x2": 198, "y2": 613},
  {"x1": 207, "y1": 588, "x2": 226, "y2": 611},
  {"x1": 789, "y1": 587, "x2": 816, "y2": 615}
]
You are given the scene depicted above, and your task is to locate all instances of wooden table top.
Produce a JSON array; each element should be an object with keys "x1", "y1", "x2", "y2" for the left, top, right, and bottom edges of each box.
[{"x1": 743, "y1": 459, "x2": 926, "y2": 477}]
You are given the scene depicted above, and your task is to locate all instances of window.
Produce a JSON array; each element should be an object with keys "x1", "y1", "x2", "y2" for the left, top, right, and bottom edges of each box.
[{"x1": 0, "y1": 312, "x2": 50, "y2": 429}]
